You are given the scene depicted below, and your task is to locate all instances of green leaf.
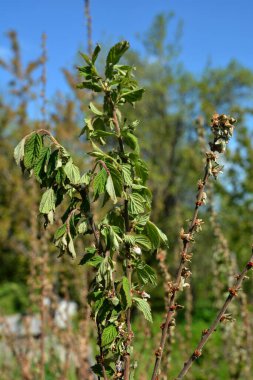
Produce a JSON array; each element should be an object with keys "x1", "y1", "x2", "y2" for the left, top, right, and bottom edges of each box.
[
  {"x1": 79, "y1": 51, "x2": 92, "y2": 65},
  {"x1": 122, "y1": 276, "x2": 132, "y2": 308},
  {"x1": 120, "y1": 88, "x2": 144, "y2": 103},
  {"x1": 80, "y1": 172, "x2": 91, "y2": 185},
  {"x1": 67, "y1": 235, "x2": 76, "y2": 259},
  {"x1": 14, "y1": 137, "x2": 26, "y2": 165},
  {"x1": 54, "y1": 224, "x2": 67, "y2": 240},
  {"x1": 24, "y1": 133, "x2": 42, "y2": 169},
  {"x1": 55, "y1": 168, "x2": 66, "y2": 185},
  {"x1": 135, "y1": 213, "x2": 150, "y2": 227},
  {"x1": 64, "y1": 160, "x2": 80, "y2": 184},
  {"x1": 105, "y1": 41, "x2": 129, "y2": 77},
  {"x1": 128, "y1": 193, "x2": 146, "y2": 215},
  {"x1": 93, "y1": 167, "x2": 107, "y2": 199},
  {"x1": 79, "y1": 253, "x2": 103, "y2": 267},
  {"x1": 77, "y1": 81, "x2": 102, "y2": 92},
  {"x1": 33, "y1": 146, "x2": 51, "y2": 180},
  {"x1": 39, "y1": 188, "x2": 56, "y2": 214},
  {"x1": 79, "y1": 248, "x2": 103, "y2": 267},
  {"x1": 101, "y1": 324, "x2": 117, "y2": 347},
  {"x1": 91, "y1": 363, "x2": 114, "y2": 377},
  {"x1": 78, "y1": 220, "x2": 88, "y2": 234},
  {"x1": 106, "y1": 175, "x2": 117, "y2": 204},
  {"x1": 136, "y1": 262, "x2": 157, "y2": 286},
  {"x1": 122, "y1": 164, "x2": 133, "y2": 186},
  {"x1": 134, "y1": 158, "x2": 149, "y2": 183},
  {"x1": 91, "y1": 44, "x2": 101, "y2": 63},
  {"x1": 89, "y1": 102, "x2": 103, "y2": 116},
  {"x1": 145, "y1": 221, "x2": 160, "y2": 249},
  {"x1": 134, "y1": 234, "x2": 152, "y2": 251},
  {"x1": 106, "y1": 162, "x2": 123, "y2": 196},
  {"x1": 124, "y1": 132, "x2": 140, "y2": 154},
  {"x1": 133, "y1": 297, "x2": 152, "y2": 323}
]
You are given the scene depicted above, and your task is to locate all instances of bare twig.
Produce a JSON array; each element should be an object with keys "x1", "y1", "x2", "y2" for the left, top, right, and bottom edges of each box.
[
  {"x1": 84, "y1": 0, "x2": 93, "y2": 56},
  {"x1": 174, "y1": 250, "x2": 253, "y2": 379},
  {"x1": 151, "y1": 157, "x2": 211, "y2": 380},
  {"x1": 151, "y1": 114, "x2": 236, "y2": 380}
]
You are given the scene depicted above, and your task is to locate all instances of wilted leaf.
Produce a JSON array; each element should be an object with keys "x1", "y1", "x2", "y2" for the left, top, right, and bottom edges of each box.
[
  {"x1": 14, "y1": 137, "x2": 26, "y2": 165},
  {"x1": 106, "y1": 175, "x2": 117, "y2": 204},
  {"x1": 64, "y1": 160, "x2": 80, "y2": 184},
  {"x1": 39, "y1": 188, "x2": 55, "y2": 214}
]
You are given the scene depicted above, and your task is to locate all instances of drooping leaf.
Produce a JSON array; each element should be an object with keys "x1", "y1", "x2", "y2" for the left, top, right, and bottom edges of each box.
[
  {"x1": 24, "y1": 133, "x2": 42, "y2": 169},
  {"x1": 14, "y1": 137, "x2": 26, "y2": 165},
  {"x1": 64, "y1": 160, "x2": 80, "y2": 184},
  {"x1": 67, "y1": 235, "x2": 76, "y2": 259},
  {"x1": 106, "y1": 163, "x2": 123, "y2": 196},
  {"x1": 133, "y1": 297, "x2": 152, "y2": 323},
  {"x1": 106, "y1": 175, "x2": 117, "y2": 204},
  {"x1": 124, "y1": 132, "x2": 140, "y2": 154},
  {"x1": 157, "y1": 226, "x2": 169, "y2": 247},
  {"x1": 89, "y1": 102, "x2": 103, "y2": 116},
  {"x1": 93, "y1": 167, "x2": 107, "y2": 199},
  {"x1": 134, "y1": 158, "x2": 149, "y2": 183},
  {"x1": 33, "y1": 146, "x2": 51, "y2": 180},
  {"x1": 101, "y1": 324, "x2": 117, "y2": 347},
  {"x1": 122, "y1": 276, "x2": 132, "y2": 308},
  {"x1": 39, "y1": 188, "x2": 56, "y2": 214},
  {"x1": 54, "y1": 224, "x2": 67, "y2": 240},
  {"x1": 80, "y1": 172, "x2": 91, "y2": 185},
  {"x1": 55, "y1": 168, "x2": 66, "y2": 185},
  {"x1": 145, "y1": 221, "x2": 160, "y2": 249}
]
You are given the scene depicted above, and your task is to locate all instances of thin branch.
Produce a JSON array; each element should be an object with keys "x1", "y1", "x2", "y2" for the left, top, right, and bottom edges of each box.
[
  {"x1": 151, "y1": 156, "x2": 211, "y2": 380},
  {"x1": 174, "y1": 252, "x2": 253, "y2": 379},
  {"x1": 84, "y1": 0, "x2": 93, "y2": 56},
  {"x1": 151, "y1": 114, "x2": 236, "y2": 380}
]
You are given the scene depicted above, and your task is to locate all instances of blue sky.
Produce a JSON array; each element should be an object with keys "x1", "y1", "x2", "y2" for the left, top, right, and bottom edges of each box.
[{"x1": 1, "y1": 0, "x2": 253, "y2": 98}]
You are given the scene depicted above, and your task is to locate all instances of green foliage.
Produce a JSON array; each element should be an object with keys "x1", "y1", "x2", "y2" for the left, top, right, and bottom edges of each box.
[
  {"x1": 14, "y1": 40, "x2": 168, "y2": 378},
  {"x1": 133, "y1": 297, "x2": 152, "y2": 323},
  {"x1": 101, "y1": 324, "x2": 118, "y2": 347},
  {"x1": 0, "y1": 283, "x2": 29, "y2": 314}
]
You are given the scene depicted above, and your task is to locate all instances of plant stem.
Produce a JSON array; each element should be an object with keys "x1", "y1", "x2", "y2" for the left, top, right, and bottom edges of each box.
[
  {"x1": 174, "y1": 250, "x2": 253, "y2": 379},
  {"x1": 112, "y1": 107, "x2": 133, "y2": 380},
  {"x1": 97, "y1": 322, "x2": 108, "y2": 380},
  {"x1": 151, "y1": 158, "x2": 211, "y2": 380},
  {"x1": 124, "y1": 198, "x2": 132, "y2": 380},
  {"x1": 77, "y1": 185, "x2": 108, "y2": 378}
]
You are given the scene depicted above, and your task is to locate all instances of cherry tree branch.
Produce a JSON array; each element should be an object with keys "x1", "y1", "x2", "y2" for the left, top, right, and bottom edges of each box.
[{"x1": 175, "y1": 252, "x2": 253, "y2": 379}]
